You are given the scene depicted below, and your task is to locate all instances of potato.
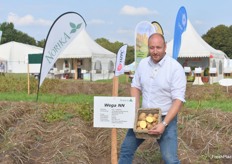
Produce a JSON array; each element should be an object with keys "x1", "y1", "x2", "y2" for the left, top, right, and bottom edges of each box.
[
  {"x1": 137, "y1": 126, "x2": 142, "y2": 130},
  {"x1": 147, "y1": 123, "x2": 153, "y2": 130},
  {"x1": 139, "y1": 120, "x2": 147, "y2": 128},
  {"x1": 152, "y1": 122, "x2": 157, "y2": 127},
  {"x1": 138, "y1": 112, "x2": 146, "y2": 121},
  {"x1": 154, "y1": 113, "x2": 159, "y2": 118},
  {"x1": 146, "y1": 116, "x2": 153, "y2": 123},
  {"x1": 136, "y1": 111, "x2": 160, "y2": 133},
  {"x1": 153, "y1": 117, "x2": 157, "y2": 122}
]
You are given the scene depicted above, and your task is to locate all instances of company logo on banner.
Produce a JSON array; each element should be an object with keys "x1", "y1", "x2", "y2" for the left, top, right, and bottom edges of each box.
[
  {"x1": 39, "y1": 12, "x2": 87, "y2": 87},
  {"x1": 115, "y1": 45, "x2": 127, "y2": 76},
  {"x1": 135, "y1": 21, "x2": 156, "y2": 68},
  {"x1": 172, "y1": 6, "x2": 187, "y2": 60}
]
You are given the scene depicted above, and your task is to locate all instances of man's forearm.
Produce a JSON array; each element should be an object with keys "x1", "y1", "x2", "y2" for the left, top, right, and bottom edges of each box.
[
  {"x1": 130, "y1": 87, "x2": 141, "y2": 109},
  {"x1": 163, "y1": 99, "x2": 183, "y2": 125}
]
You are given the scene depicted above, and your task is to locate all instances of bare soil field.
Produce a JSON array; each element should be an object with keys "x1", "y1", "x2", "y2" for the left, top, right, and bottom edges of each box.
[{"x1": 0, "y1": 80, "x2": 232, "y2": 164}]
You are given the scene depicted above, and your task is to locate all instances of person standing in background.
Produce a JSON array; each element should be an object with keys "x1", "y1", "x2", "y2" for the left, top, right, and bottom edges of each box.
[{"x1": 0, "y1": 62, "x2": 5, "y2": 76}]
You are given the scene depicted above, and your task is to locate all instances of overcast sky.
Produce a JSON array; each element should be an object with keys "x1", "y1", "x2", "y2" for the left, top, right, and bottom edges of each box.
[{"x1": 0, "y1": 0, "x2": 231, "y2": 45}]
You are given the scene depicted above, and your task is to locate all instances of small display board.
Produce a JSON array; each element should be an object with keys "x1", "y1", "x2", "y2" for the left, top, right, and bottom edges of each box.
[
  {"x1": 28, "y1": 53, "x2": 42, "y2": 64},
  {"x1": 94, "y1": 96, "x2": 136, "y2": 128},
  {"x1": 209, "y1": 67, "x2": 217, "y2": 76},
  {"x1": 195, "y1": 67, "x2": 202, "y2": 77},
  {"x1": 184, "y1": 67, "x2": 191, "y2": 73},
  {"x1": 184, "y1": 67, "x2": 191, "y2": 76},
  {"x1": 219, "y1": 78, "x2": 232, "y2": 93},
  {"x1": 219, "y1": 78, "x2": 232, "y2": 87},
  {"x1": 195, "y1": 67, "x2": 202, "y2": 73}
]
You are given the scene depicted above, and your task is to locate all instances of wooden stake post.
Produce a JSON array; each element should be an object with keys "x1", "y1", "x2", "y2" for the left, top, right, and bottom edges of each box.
[
  {"x1": 27, "y1": 63, "x2": 30, "y2": 95},
  {"x1": 111, "y1": 76, "x2": 118, "y2": 164}
]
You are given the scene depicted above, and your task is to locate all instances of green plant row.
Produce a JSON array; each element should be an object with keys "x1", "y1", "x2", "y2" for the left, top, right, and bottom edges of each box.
[
  {"x1": 0, "y1": 92, "x2": 94, "y2": 104},
  {"x1": 184, "y1": 100, "x2": 232, "y2": 112},
  {"x1": 42, "y1": 102, "x2": 93, "y2": 122}
]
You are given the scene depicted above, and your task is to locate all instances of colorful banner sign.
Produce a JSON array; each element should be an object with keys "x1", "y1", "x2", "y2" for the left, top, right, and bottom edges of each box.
[
  {"x1": 172, "y1": 6, "x2": 187, "y2": 60},
  {"x1": 151, "y1": 21, "x2": 164, "y2": 35},
  {"x1": 115, "y1": 45, "x2": 127, "y2": 76},
  {"x1": 135, "y1": 21, "x2": 156, "y2": 68},
  {"x1": 39, "y1": 12, "x2": 86, "y2": 87}
]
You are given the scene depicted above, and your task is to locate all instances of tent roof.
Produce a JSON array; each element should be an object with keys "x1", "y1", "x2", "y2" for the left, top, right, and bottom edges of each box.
[
  {"x1": 124, "y1": 61, "x2": 135, "y2": 72},
  {"x1": 166, "y1": 20, "x2": 225, "y2": 59},
  {"x1": 0, "y1": 41, "x2": 43, "y2": 61},
  {"x1": 0, "y1": 57, "x2": 6, "y2": 61},
  {"x1": 58, "y1": 29, "x2": 116, "y2": 59}
]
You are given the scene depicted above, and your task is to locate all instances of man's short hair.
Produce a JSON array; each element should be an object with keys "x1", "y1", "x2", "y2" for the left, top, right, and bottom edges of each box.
[{"x1": 148, "y1": 33, "x2": 166, "y2": 44}]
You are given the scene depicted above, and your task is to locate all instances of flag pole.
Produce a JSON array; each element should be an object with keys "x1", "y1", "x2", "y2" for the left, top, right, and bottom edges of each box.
[
  {"x1": 111, "y1": 44, "x2": 127, "y2": 164},
  {"x1": 111, "y1": 76, "x2": 118, "y2": 164}
]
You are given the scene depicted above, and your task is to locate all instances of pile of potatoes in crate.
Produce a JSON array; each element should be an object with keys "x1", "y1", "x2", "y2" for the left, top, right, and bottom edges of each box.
[{"x1": 136, "y1": 112, "x2": 159, "y2": 131}]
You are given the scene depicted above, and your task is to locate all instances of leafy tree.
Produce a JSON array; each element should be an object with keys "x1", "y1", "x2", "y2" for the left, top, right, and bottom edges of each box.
[
  {"x1": 0, "y1": 22, "x2": 15, "y2": 43},
  {"x1": 202, "y1": 25, "x2": 232, "y2": 58},
  {"x1": 37, "y1": 39, "x2": 46, "y2": 48},
  {"x1": 95, "y1": 38, "x2": 134, "y2": 65},
  {"x1": 0, "y1": 22, "x2": 37, "y2": 45},
  {"x1": 125, "y1": 45, "x2": 134, "y2": 65}
]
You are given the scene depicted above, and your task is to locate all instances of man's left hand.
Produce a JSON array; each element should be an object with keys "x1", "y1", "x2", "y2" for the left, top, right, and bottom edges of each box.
[{"x1": 148, "y1": 123, "x2": 165, "y2": 135}]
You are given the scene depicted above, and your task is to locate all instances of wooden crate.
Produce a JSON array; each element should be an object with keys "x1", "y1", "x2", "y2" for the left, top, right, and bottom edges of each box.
[{"x1": 133, "y1": 108, "x2": 162, "y2": 139}]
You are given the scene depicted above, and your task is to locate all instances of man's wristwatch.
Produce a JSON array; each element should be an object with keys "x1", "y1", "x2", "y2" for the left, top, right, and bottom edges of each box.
[{"x1": 162, "y1": 121, "x2": 168, "y2": 127}]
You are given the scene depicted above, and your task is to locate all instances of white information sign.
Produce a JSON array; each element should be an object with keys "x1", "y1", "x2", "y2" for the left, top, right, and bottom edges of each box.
[
  {"x1": 94, "y1": 96, "x2": 136, "y2": 128},
  {"x1": 219, "y1": 78, "x2": 232, "y2": 93},
  {"x1": 219, "y1": 78, "x2": 232, "y2": 87}
]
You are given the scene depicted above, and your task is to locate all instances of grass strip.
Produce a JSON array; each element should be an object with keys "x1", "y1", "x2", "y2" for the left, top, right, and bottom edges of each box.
[{"x1": 184, "y1": 100, "x2": 232, "y2": 112}]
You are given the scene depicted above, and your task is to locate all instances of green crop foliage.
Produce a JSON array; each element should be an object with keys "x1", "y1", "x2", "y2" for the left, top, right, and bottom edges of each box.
[{"x1": 43, "y1": 109, "x2": 75, "y2": 123}]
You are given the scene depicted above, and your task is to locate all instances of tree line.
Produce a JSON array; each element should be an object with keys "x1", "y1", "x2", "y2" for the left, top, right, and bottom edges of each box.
[
  {"x1": 0, "y1": 22, "x2": 134, "y2": 64},
  {"x1": 202, "y1": 24, "x2": 232, "y2": 58},
  {"x1": 0, "y1": 22, "x2": 231, "y2": 64},
  {"x1": 0, "y1": 22, "x2": 45, "y2": 48}
]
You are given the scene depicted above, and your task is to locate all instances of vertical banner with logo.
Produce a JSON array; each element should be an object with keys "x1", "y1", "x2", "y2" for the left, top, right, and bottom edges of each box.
[
  {"x1": 172, "y1": 6, "x2": 187, "y2": 60},
  {"x1": 151, "y1": 21, "x2": 164, "y2": 35},
  {"x1": 39, "y1": 12, "x2": 87, "y2": 88},
  {"x1": 111, "y1": 45, "x2": 127, "y2": 163},
  {"x1": 115, "y1": 45, "x2": 127, "y2": 76},
  {"x1": 135, "y1": 21, "x2": 156, "y2": 68}
]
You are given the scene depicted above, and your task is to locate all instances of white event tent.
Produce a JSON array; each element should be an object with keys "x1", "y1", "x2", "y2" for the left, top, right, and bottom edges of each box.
[
  {"x1": 166, "y1": 20, "x2": 226, "y2": 83},
  {"x1": 53, "y1": 29, "x2": 116, "y2": 81},
  {"x1": 224, "y1": 53, "x2": 232, "y2": 75},
  {"x1": 124, "y1": 61, "x2": 135, "y2": 73},
  {"x1": 0, "y1": 41, "x2": 43, "y2": 73}
]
